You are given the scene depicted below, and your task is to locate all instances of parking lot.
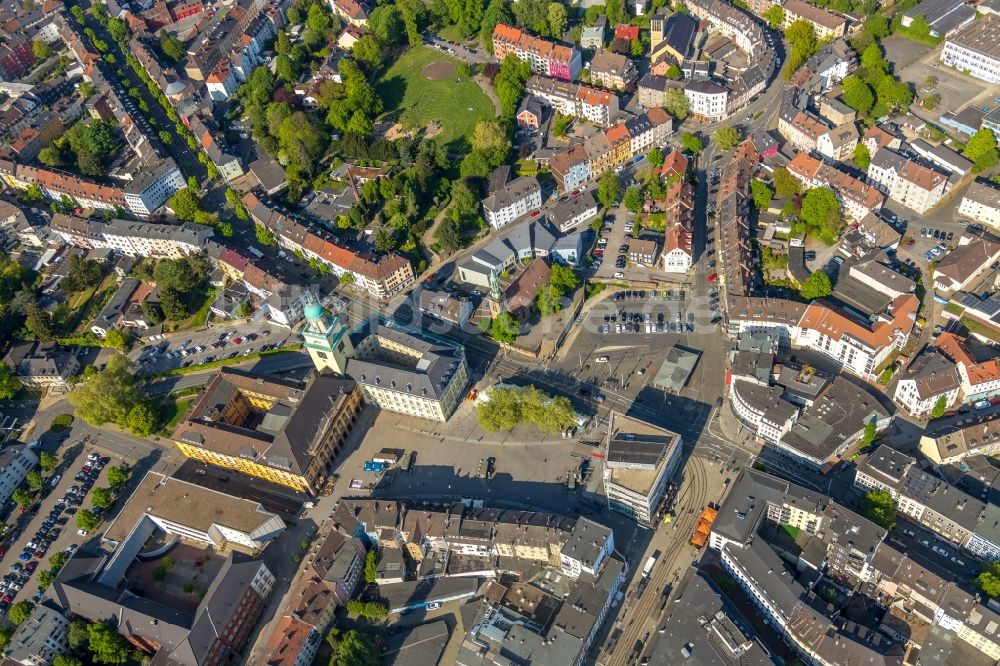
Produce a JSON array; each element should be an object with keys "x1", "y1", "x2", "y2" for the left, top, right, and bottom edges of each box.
[
  {"x1": 129, "y1": 322, "x2": 297, "y2": 376},
  {"x1": 0, "y1": 442, "x2": 116, "y2": 615}
]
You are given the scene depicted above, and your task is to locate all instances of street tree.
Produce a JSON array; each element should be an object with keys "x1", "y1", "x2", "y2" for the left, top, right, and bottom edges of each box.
[
  {"x1": 622, "y1": 186, "x2": 643, "y2": 213},
  {"x1": 8, "y1": 601, "x2": 32, "y2": 626},
  {"x1": 76, "y1": 509, "x2": 100, "y2": 532},
  {"x1": 715, "y1": 125, "x2": 741, "y2": 150},
  {"x1": 861, "y1": 490, "x2": 896, "y2": 530},
  {"x1": 931, "y1": 396, "x2": 948, "y2": 419},
  {"x1": 597, "y1": 170, "x2": 621, "y2": 209},
  {"x1": 681, "y1": 132, "x2": 703, "y2": 155}
]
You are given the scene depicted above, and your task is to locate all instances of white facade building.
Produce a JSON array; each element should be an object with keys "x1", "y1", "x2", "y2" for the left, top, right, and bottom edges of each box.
[
  {"x1": 959, "y1": 180, "x2": 1000, "y2": 228},
  {"x1": 122, "y1": 159, "x2": 186, "y2": 217},
  {"x1": 0, "y1": 444, "x2": 37, "y2": 507},
  {"x1": 941, "y1": 14, "x2": 1000, "y2": 84},
  {"x1": 683, "y1": 80, "x2": 729, "y2": 121},
  {"x1": 482, "y1": 176, "x2": 542, "y2": 230}
]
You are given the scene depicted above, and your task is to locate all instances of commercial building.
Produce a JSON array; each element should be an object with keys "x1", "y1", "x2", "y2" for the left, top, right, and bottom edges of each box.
[
  {"x1": 941, "y1": 14, "x2": 1000, "y2": 84},
  {"x1": 2, "y1": 341, "x2": 79, "y2": 390},
  {"x1": 50, "y1": 214, "x2": 213, "y2": 259},
  {"x1": 173, "y1": 369, "x2": 363, "y2": 493},
  {"x1": 344, "y1": 322, "x2": 470, "y2": 423},
  {"x1": 482, "y1": 176, "x2": 542, "y2": 230},
  {"x1": 602, "y1": 411, "x2": 683, "y2": 525},
  {"x1": 417, "y1": 288, "x2": 474, "y2": 328},
  {"x1": 102, "y1": 471, "x2": 286, "y2": 554},
  {"x1": 958, "y1": 179, "x2": 1000, "y2": 228},
  {"x1": 122, "y1": 158, "x2": 186, "y2": 217},
  {"x1": 902, "y1": 0, "x2": 975, "y2": 37},
  {"x1": 683, "y1": 79, "x2": 729, "y2": 121},
  {"x1": 492, "y1": 23, "x2": 582, "y2": 81},
  {"x1": 892, "y1": 350, "x2": 961, "y2": 417}
]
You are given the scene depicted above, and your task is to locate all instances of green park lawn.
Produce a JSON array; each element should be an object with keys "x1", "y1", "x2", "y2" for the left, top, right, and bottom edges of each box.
[{"x1": 375, "y1": 46, "x2": 494, "y2": 149}]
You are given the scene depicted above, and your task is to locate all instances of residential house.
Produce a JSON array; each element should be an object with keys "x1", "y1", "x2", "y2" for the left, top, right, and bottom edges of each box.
[
  {"x1": 958, "y1": 179, "x2": 1000, "y2": 228},
  {"x1": 492, "y1": 24, "x2": 582, "y2": 82},
  {"x1": 3, "y1": 341, "x2": 79, "y2": 390},
  {"x1": 932, "y1": 231, "x2": 1000, "y2": 293},
  {"x1": 781, "y1": 0, "x2": 847, "y2": 38},
  {"x1": 867, "y1": 149, "x2": 948, "y2": 214},
  {"x1": 589, "y1": 51, "x2": 638, "y2": 91},
  {"x1": 482, "y1": 176, "x2": 542, "y2": 230},
  {"x1": 893, "y1": 350, "x2": 961, "y2": 417}
]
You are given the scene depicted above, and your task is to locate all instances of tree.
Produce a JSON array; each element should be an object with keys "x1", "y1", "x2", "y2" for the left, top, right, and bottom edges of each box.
[
  {"x1": 169, "y1": 188, "x2": 202, "y2": 221},
  {"x1": 37, "y1": 569, "x2": 55, "y2": 589},
  {"x1": 550, "y1": 264, "x2": 579, "y2": 292},
  {"x1": 750, "y1": 179, "x2": 773, "y2": 210},
  {"x1": 39, "y1": 451, "x2": 56, "y2": 472},
  {"x1": 159, "y1": 287, "x2": 188, "y2": 320},
  {"x1": 330, "y1": 630, "x2": 378, "y2": 666},
  {"x1": 68, "y1": 620, "x2": 90, "y2": 651},
  {"x1": 255, "y1": 224, "x2": 276, "y2": 246},
  {"x1": 763, "y1": 5, "x2": 783, "y2": 29},
  {"x1": 107, "y1": 465, "x2": 130, "y2": 491},
  {"x1": 0, "y1": 364, "x2": 21, "y2": 400},
  {"x1": 306, "y1": 2, "x2": 332, "y2": 35},
  {"x1": 471, "y1": 120, "x2": 511, "y2": 167},
  {"x1": 864, "y1": 14, "x2": 889, "y2": 39},
  {"x1": 597, "y1": 170, "x2": 620, "y2": 209},
  {"x1": 648, "y1": 147, "x2": 664, "y2": 167},
  {"x1": 861, "y1": 490, "x2": 896, "y2": 530},
  {"x1": 930, "y1": 396, "x2": 948, "y2": 419},
  {"x1": 547, "y1": 2, "x2": 567, "y2": 37},
  {"x1": 800, "y1": 187, "x2": 842, "y2": 242},
  {"x1": 126, "y1": 402, "x2": 157, "y2": 436},
  {"x1": 772, "y1": 167, "x2": 801, "y2": 198},
  {"x1": 922, "y1": 93, "x2": 941, "y2": 111},
  {"x1": 38, "y1": 145, "x2": 62, "y2": 166},
  {"x1": 662, "y1": 88, "x2": 690, "y2": 121},
  {"x1": 32, "y1": 40, "x2": 51, "y2": 60},
  {"x1": 477, "y1": 385, "x2": 578, "y2": 434},
  {"x1": 799, "y1": 270, "x2": 832, "y2": 299},
  {"x1": 11, "y1": 488, "x2": 33, "y2": 510},
  {"x1": 368, "y1": 5, "x2": 403, "y2": 44},
  {"x1": 964, "y1": 129, "x2": 999, "y2": 173},
  {"x1": 491, "y1": 312, "x2": 520, "y2": 343},
  {"x1": 715, "y1": 126, "x2": 741, "y2": 150},
  {"x1": 25, "y1": 303, "x2": 53, "y2": 340},
  {"x1": 8, "y1": 601, "x2": 32, "y2": 626},
  {"x1": 451, "y1": 180, "x2": 479, "y2": 218},
  {"x1": 977, "y1": 562, "x2": 1000, "y2": 599},
  {"x1": 53, "y1": 656, "x2": 83, "y2": 666},
  {"x1": 860, "y1": 422, "x2": 878, "y2": 447},
  {"x1": 481, "y1": 0, "x2": 513, "y2": 50},
  {"x1": 665, "y1": 64, "x2": 681, "y2": 80},
  {"x1": 67, "y1": 354, "x2": 141, "y2": 428},
  {"x1": 842, "y1": 75, "x2": 874, "y2": 114},
  {"x1": 49, "y1": 551, "x2": 68, "y2": 571},
  {"x1": 26, "y1": 470, "x2": 42, "y2": 492},
  {"x1": 88, "y1": 621, "x2": 131, "y2": 665},
  {"x1": 852, "y1": 142, "x2": 871, "y2": 168},
  {"x1": 76, "y1": 509, "x2": 100, "y2": 532},
  {"x1": 494, "y1": 54, "x2": 532, "y2": 118},
  {"x1": 622, "y1": 186, "x2": 644, "y2": 213},
  {"x1": 374, "y1": 229, "x2": 397, "y2": 253},
  {"x1": 141, "y1": 301, "x2": 164, "y2": 325},
  {"x1": 62, "y1": 255, "x2": 104, "y2": 293},
  {"x1": 364, "y1": 549, "x2": 377, "y2": 583},
  {"x1": 681, "y1": 132, "x2": 703, "y2": 156}
]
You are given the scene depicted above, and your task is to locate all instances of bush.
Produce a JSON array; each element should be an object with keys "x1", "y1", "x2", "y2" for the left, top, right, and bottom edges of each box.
[{"x1": 49, "y1": 414, "x2": 74, "y2": 433}]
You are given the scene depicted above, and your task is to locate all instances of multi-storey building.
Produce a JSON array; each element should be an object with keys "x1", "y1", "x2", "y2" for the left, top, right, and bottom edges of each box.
[
  {"x1": 781, "y1": 0, "x2": 847, "y2": 38},
  {"x1": 892, "y1": 350, "x2": 961, "y2": 417},
  {"x1": 243, "y1": 194, "x2": 415, "y2": 299},
  {"x1": 941, "y1": 14, "x2": 1000, "y2": 84},
  {"x1": 958, "y1": 179, "x2": 1000, "y2": 228},
  {"x1": 482, "y1": 176, "x2": 542, "y2": 230},
  {"x1": 492, "y1": 23, "x2": 582, "y2": 81},
  {"x1": 936, "y1": 332, "x2": 1000, "y2": 403},
  {"x1": 101, "y1": 471, "x2": 286, "y2": 554},
  {"x1": 122, "y1": 158, "x2": 186, "y2": 217},
  {"x1": 5, "y1": 604, "x2": 69, "y2": 666},
  {"x1": 919, "y1": 409, "x2": 1000, "y2": 465},
  {"x1": 602, "y1": 412, "x2": 683, "y2": 525},
  {"x1": 50, "y1": 214, "x2": 213, "y2": 258},
  {"x1": 344, "y1": 322, "x2": 470, "y2": 422},
  {"x1": 589, "y1": 51, "x2": 638, "y2": 91},
  {"x1": 868, "y1": 148, "x2": 948, "y2": 214},
  {"x1": 0, "y1": 161, "x2": 125, "y2": 212},
  {"x1": 524, "y1": 76, "x2": 619, "y2": 126},
  {"x1": 0, "y1": 443, "x2": 37, "y2": 508},
  {"x1": 173, "y1": 369, "x2": 363, "y2": 493},
  {"x1": 777, "y1": 108, "x2": 830, "y2": 153},
  {"x1": 932, "y1": 231, "x2": 1000, "y2": 293},
  {"x1": 549, "y1": 144, "x2": 592, "y2": 192},
  {"x1": 2, "y1": 341, "x2": 79, "y2": 390},
  {"x1": 683, "y1": 79, "x2": 729, "y2": 121},
  {"x1": 787, "y1": 152, "x2": 885, "y2": 222}
]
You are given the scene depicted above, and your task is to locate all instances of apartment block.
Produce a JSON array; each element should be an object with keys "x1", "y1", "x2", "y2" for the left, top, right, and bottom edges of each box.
[
  {"x1": 482, "y1": 176, "x2": 542, "y2": 230},
  {"x1": 958, "y1": 179, "x2": 1000, "y2": 228},
  {"x1": 492, "y1": 23, "x2": 582, "y2": 81}
]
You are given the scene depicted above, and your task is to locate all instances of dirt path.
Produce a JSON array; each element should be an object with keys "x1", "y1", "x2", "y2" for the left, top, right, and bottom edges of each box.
[
  {"x1": 420, "y1": 206, "x2": 451, "y2": 269},
  {"x1": 475, "y1": 73, "x2": 503, "y2": 117}
]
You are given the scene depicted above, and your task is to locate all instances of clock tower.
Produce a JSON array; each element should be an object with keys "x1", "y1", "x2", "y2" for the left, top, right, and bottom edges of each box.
[{"x1": 302, "y1": 302, "x2": 353, "y2": 375}]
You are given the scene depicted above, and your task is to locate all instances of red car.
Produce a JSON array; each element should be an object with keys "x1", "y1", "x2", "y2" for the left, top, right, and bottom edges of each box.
[
  {"x1": 24, "y1": 561, "x2": 36, "y2": 573},
  {"x1": 32, "y1": 550, "x2": 43, "y2": 559},
  {"x1": 530, "y1": 210, "x2": 540, "y2": 217},
  {"x1": 232, "y1": 337, "x2": 242, "y2": 345},
  {"x1": 594, "y1": 249, "x2": 604, "y2": 257},
  {"x1": 905, "y1": 238, "x2": 915, "y2": 247},
  {"x1": 572, "y1": 189, "x2": 580, "y2": 196},
  {"x1": 0, "y1": 595, "x2": 11, "y2": 605},
  {"x1": 707, "y1": 273, "x2": 718, "y2": 282}
]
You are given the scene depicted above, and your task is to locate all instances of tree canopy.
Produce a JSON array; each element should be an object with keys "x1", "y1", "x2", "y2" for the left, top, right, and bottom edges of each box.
[
  {"x1": 477, "y1": 385, "x2": 578, "y2": 434},
  {"x1": 861, "y1": 490, "x2": 896, "y2": 530},
  {"x1": 67, "y1": 354, "x2": 142, "y2": 429},
  {"x1": 964, "y1": 129, "x2": 999, "y2": 173},
  {"x1": 798, "y1": 187, "x2": 842, "y2": 244},
  {"x1": 772, "y1": 167, "x2": 801, "y2": 198},
  {"x1": 715, "y1": 126, "x2": 741, "y2": 150},
  {"x1": 662, "y1": 88, "x2": 690, "y2": 121},
  {"x1": 681, "y1": 132, "x2": 703, "y2": 156},
  {"x1": 750, "y1": 179, "x2": 773, "y2": 210},
  {"x1": 799, "y1": 270, "x2": 832, "y2": 300},
  {"x1": 597, "y1": 170, "x2": 621, "y2": 209}
]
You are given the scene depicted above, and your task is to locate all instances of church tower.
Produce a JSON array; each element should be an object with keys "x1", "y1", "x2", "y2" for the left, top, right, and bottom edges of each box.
[{"x1": 302, "y1": 302, "x2": 354, "y2": 375}]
